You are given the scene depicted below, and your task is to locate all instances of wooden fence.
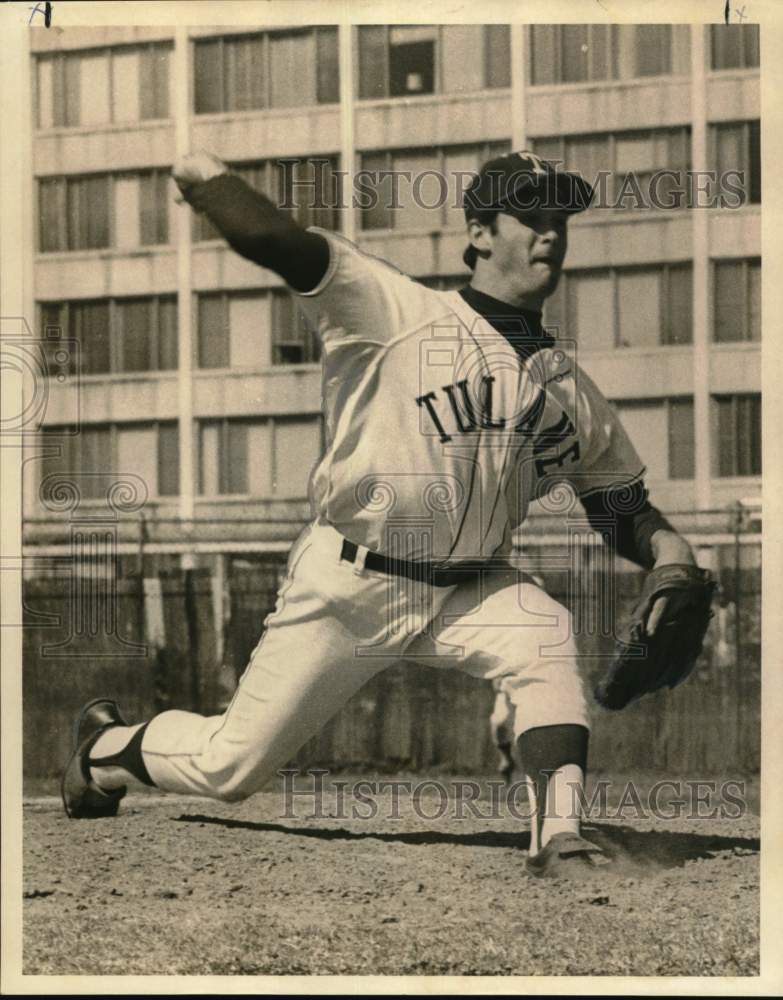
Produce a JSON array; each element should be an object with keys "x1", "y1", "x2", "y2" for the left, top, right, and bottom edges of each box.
[{"x1": 22, "y1": 546, "x2": 760, "y2": 783}]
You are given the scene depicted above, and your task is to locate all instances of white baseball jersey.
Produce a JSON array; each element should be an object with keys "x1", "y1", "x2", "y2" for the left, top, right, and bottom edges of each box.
[{"x1": 296, "y1": 229, "x2": 644, "y2": 563}]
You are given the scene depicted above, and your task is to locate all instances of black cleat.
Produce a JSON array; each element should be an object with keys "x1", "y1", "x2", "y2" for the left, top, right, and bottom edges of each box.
[
  {"x1": 526, "y1": 832, "x2": 610, "y2": 878},
  {"x1": 61, "y1": 698, "x2": 128, "y2": 819}
]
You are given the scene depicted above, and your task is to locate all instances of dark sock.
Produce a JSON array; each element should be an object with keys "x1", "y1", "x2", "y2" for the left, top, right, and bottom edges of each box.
[
  {"x1": 517, "y1": 724, "x2": 589, "y2": 840},
  {"x1": 90, "y1": 722, "x2": 156, "y2": 787}
]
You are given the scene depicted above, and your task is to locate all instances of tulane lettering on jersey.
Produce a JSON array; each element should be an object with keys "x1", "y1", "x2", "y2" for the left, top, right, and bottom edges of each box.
[
  {"x1": 415, "y1": 376, "x2": 579, "y2": 479},
  {"x1": 296, "y1": 230, "x2": 643, "y2": 562}
]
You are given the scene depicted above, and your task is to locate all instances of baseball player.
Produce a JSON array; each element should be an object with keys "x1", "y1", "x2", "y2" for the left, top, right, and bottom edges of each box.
[{"x1": 62, "y1": 149, "x2": 711, "y2": 876}]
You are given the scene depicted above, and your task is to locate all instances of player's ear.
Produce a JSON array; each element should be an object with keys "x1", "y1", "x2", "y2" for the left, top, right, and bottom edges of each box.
[{"x1": 467, "y1": 218, "x2": 493, "y2": 259}]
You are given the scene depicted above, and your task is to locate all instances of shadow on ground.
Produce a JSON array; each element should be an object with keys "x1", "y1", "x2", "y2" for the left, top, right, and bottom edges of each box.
[{"x1": 174, "y1": 813, "x2": 759, "y2": 871}]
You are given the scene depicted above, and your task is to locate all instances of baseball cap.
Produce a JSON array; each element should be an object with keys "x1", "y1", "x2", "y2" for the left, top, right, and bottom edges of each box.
[{"x1": 463, "y1": 150, "x2": 595, "y2": 220}]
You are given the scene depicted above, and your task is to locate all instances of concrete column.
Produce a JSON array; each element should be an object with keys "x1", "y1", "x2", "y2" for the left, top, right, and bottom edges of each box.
[
  {"x1": 173, "y1": 27, "x2": 195, "y2": 533},
  {"x1": 690, "y1": 25, "x2": 712, "y2": 510},
  {"x1": 339, "y1": 23, "x2": 356, "y2": 242},
  {"x1": 510, "y1": 24, "x2": 527, "y2": 150}
]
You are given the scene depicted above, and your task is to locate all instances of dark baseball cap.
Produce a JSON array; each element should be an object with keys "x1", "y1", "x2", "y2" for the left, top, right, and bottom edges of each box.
[{"x1": 463, "y1": 150, "x2": 594, "y2": 220}]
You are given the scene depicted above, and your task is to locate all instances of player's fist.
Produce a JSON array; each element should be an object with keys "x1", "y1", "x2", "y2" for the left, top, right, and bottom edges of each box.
[{"x1": 172, "y1": 151, "x2": 227, "y2": 200}]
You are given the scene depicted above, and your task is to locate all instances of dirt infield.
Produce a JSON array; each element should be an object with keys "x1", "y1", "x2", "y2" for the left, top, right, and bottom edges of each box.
[{"x1": 23, "y1": 775, "x2": 759, "y2": 977}]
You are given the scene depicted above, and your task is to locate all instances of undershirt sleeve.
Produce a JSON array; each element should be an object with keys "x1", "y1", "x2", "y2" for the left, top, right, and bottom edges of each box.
[
  {"x1": 186, "y1": 174, "x2": 331, "y2": 292},
  {"x1": 580, "y1": 480, "x2": 674, "y2": 569}
]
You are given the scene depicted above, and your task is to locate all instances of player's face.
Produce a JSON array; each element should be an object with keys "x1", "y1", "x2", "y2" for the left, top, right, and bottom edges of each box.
[{"x1": 489, "y1": 208, "x2": 569, "y2": 305}]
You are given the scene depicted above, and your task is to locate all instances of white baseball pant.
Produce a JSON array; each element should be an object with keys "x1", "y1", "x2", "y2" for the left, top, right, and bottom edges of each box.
[{"x1": 140, "y1": 520, "x2": 589, "y2": 801}]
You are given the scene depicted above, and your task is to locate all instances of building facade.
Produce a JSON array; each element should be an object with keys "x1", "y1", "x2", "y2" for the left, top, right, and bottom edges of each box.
[{"x1": 24, "y1": 23, "x2": 761, "y2": 565}]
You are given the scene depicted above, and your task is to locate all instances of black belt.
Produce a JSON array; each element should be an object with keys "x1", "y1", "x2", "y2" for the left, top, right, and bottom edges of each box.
[{"x1": 340, "y1": 538, "x2": 493, "y2": 588}]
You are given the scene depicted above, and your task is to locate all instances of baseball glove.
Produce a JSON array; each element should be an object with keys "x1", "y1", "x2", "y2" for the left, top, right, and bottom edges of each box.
[{"x1": 594, "y1": 563, "x2": 716, "y2": 711}]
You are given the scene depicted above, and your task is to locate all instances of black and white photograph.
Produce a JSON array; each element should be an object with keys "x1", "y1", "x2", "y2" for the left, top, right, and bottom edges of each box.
[{"x1": 1, "y1": 0, "x2": 780, "y2": 992}]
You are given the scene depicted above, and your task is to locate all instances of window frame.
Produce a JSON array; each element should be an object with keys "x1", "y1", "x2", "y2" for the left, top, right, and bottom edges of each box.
[
  {"x1": 40, "y1": 419, "x2": 179, "y2": 498},
  {"x1": 35, "y1": 42, "x2": 173, "y2": 131},
  {"x1": 358, "y1": 140, "x2": 511, "y2": 233},
  {"x1": 196, "y1": 289, "x2": 321, "y2": 370},
  {"x1": 712, "y1": 257, "x2": 762, "y2": 344},
  {"x1": 529, "y1": 24, "x2": 682, "y2": 87},
  {"x1": 666, "y1": 396, "x2": 696, "y2": 480},
  {"x1": 192, "y1": 27, "x2": 340, "y2": 115},
  {"x1": 193, "y1": 156, "x2": 341, "y2": 242},
  {"x1": 609, "y1": 396, "x2": 695, "y2": 482},
  {"x1": 713, "y1": 393, "x2": 762, "y2": 478},
  {"x1": 197, "y1": 415, "x2": 323, "y2": 499},
  {"x1": 357, "y1": 25, "x2": 511, "y2": 101},
  {"x1": 709, "y1": 24, "x2": 760, "y2": 72},
  {"x1": 37, "y1": 295, "x2": 178, "y2": 376},
  {"x1": 37, "y1": 169, "x2": 173, "y2": 254},
  {"x1": 709, "y1": 119, "x2": 761, "y2": 206},
  {"x1": 531, "y1": 125, "x2": 692, "y2": 211},
  {"x1": 557, "y1": 262, "x2": 694, "y2": 350}
]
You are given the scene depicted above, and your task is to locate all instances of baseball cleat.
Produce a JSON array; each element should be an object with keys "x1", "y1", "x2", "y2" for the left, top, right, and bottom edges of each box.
[
  {"x1": 61, "y1": 698, "x2": 128, "y2": 819},
  {"x1": 526, "y1": 832, "x2": 610, "y2": 878}
]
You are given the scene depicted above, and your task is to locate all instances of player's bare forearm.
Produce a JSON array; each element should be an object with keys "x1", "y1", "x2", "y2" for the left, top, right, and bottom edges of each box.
[
  {"x1": 187, "y1": 174, "x2": 330, "y2": 292},
  {"x1": 649, "y1": 528, "x2": 696, "y2": 567}
]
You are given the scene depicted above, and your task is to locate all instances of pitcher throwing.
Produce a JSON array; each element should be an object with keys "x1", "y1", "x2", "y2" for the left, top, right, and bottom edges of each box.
[{"x1": 62, "y1": 150, "x2": 713, "y2": 876}]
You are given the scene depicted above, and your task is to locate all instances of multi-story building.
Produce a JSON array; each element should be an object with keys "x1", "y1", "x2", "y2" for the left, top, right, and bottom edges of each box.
[{"x1": 23, "y1": 23, "x2": 761, "y2": 571}]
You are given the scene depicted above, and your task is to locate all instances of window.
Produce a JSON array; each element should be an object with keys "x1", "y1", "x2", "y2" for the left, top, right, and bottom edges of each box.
[
  {"x1": 713, "y1": 259, "x2": 761, "y2": 343},
  {"x1": 710, "y1": 120, "x2": 761, "y2": 205},
  {"x1": 613, "y1": 400, "x2": 668, "y2": 480},
  {"x1": 198, "y1": 417, "x2": 322, "y2": 496},
  {"x1": 668, "y1": 398, "x2": 695, "y2": 479},
  {"x1": 40, "y1": 300, "x2": 109, "y2": 375},
  {"x1": 38, "y1": 170, "x2": 171, "y2": 252},
  {"x1": 358, "y1": 25, "x2": 510, "y2": 99},
  {"x1": 273, "y1": 419, "x2": 322, "y2": 496},
  {"x1": 663, "y1": 265, "x2": 693, "y2": 345},
  {"x1": 532, "y1": 127, "x2": 691, "y2": 210},
  {"x1": 139, "y1": 171, "x2": 170, "y2": 246},
  {"x1": 36, "y1": 43, "x2": 171, "y2": 129},
  {"x1": 714, "y1": 394, "x2": 761, "y2": 477},
  {"x1": 194, "y1": 157, "x2": 340, "y2": 241},
  {"x1": 271, "y1": 293, "x2": 321, "y2": 364},
  {"x1": 611, "y1": 398, "x2": 694, "y2": 481},
  {"x1": 359, "y1": 141, "x2": 510, "y2": 231},
  {"x1": 484, "y1": 25, "x2": 512, "y2": 89},
  {"x1": 71, "y1": 300, "x2": 111, "y2": 374},
  {"x1": 710, "y1": 25, "x2": 760, "y2": 70},
  {"x1": 197, "y1": 295, "x2": 230, "y2": 368},
  {"x1": 157, "y1": 423, "x2": 180, "y2": 496},
  {"x1": 37, "y1": 176, "x2": 111, "y2": 252},
  {"x1": 548, "y1": 25, "x2": 608, "y2": 84},
  {"x1": 614, "y1": 129, "x2": 690, "y2": 208},
  {"x1": 39, "y1": 425, "x2": 111, "y2": 499},
  {"x1": 617, "y1": 269, "x2": 661, "y2": 348},
  {"x1": 543, "y1": 275, "x2": 565, "y2": 335},
  {"x1": 39, "y1": 297, "x2": 177, "y2": 375},
  {"x1": 530, "y1": 25, "x2": 688, "y2": 84},
  {"x1": 566, "y1": 270, "x2": 614, "y2": 350},
  {"x1": 193, "y1": 28, "x2": 339, "y2": 113},
  {"x1": 40, "y1": 421, "x2": 178, "y2": 499},
  {"x1": 197, "y1": 290, "x2": 319, "y2": 369},
  {"x1": 556, "y1": 263, "x2": 692, "y2": 349},
  {"x1": 390, "y1": 29, "x2": 435, "y2": 97},
  {"x1": 630, "y1": 25, "x2": 672, "y2": 77}
]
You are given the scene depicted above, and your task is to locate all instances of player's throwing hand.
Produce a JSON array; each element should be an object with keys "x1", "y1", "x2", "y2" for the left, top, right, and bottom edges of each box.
[{"x1": 172, "y1": 150, "x2": 227, "y2": 202}]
